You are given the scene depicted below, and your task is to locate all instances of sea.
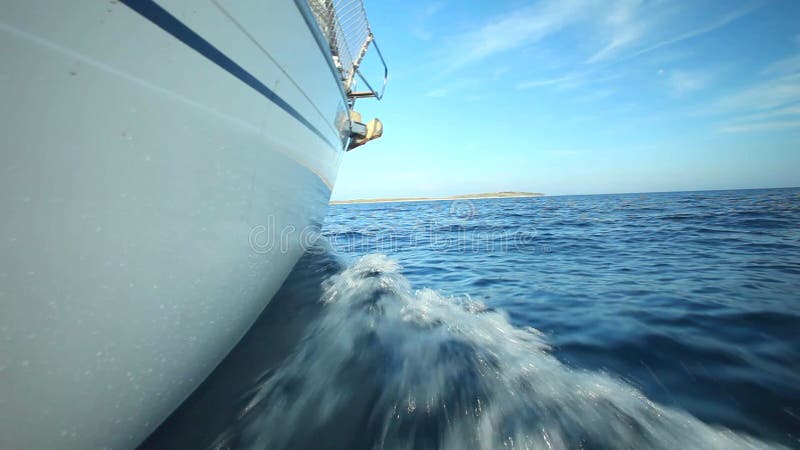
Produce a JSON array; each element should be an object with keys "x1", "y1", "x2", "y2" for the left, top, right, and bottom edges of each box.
[{"x1": 144, "y1": 187, "x2": 800, "y2": 449}]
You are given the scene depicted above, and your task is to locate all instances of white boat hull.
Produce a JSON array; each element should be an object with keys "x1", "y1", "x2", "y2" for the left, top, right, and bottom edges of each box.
[{"x1": 0, "y1": 1, "x2": 347, "y2": 448}]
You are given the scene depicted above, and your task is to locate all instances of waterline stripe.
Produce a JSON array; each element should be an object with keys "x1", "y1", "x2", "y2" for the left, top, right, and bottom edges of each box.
[{"x1": 119, "y1": 0, "x2": 339, "y2": 150}]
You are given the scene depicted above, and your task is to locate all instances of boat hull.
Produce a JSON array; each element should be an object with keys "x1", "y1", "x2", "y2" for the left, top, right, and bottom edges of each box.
[{"x1": 0, "y1": 1, "x2": 346, "y2": 448}]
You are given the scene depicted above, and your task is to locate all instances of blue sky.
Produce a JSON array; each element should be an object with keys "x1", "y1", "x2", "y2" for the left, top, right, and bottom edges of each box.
[{"x1": 331, "y1": 0, "x2": 800, "y2": 200}]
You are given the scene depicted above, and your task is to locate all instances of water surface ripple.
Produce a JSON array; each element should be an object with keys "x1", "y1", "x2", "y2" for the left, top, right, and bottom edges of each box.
[{"x1": 144, "y1": 188, "x2": 799, "y2": 449}]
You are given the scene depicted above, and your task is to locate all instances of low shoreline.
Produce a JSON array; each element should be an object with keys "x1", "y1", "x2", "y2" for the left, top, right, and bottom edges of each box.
[{"x1": 330, "y1": 192, "x2": 544, "y2": 205}]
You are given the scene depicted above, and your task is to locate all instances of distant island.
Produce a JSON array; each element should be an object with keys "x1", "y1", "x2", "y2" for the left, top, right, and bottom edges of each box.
[{"x1": 330, "y1": 191, "x2": 544, "y2": 205}]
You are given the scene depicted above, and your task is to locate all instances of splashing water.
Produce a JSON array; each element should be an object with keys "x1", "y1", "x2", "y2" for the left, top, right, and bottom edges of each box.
[{"x1": 212, "y1": 252, "x2": 780, "y2": 450}]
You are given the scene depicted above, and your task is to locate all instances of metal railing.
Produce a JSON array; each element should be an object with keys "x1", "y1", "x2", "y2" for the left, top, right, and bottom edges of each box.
[{"x1": 307, "y1": 0, "x2": 387, "y2": 100}]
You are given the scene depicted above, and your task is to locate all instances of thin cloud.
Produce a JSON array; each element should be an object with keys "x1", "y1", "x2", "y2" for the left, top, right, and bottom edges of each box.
[
  {"x1": 517, "y1": 70, "x2": 621, "y2": 91},
  {"x1": 732, "y1": 105, "x2": 800, "y2": 123},
  {"x1": 719, "y1": 120, "x2": 800, "y2": 133},
  {"x1": 761, "y1": 53, "x2": 800, "y2": 77},
  {"x1": 424, "y1": 88, "x2": 449, "y2": 98},
  {"x1": 572, "y1": 89, "x2": 616, "y2": 103},
  {"x1": 411, "y1": 2, "x2": 445, "y2": 41},
  {"x1": 710, "y1": 51, "x2": 800, "y2": 133},
  {"x1": 710, "y1": 73, "x2": 800, "y2": 114},
  {"x1": 667, "y1": 70, "x2": 714, "y2": 95},
  {"x1": 516, "y1": 72, "x2": 586, "y2": 90},
  {"x1": 492, "y1": 66, "x2": 511, "y2": 81},
  {"x1": 587, "y1": 0, "x2": 649, "y2": 64},
  {"x1": 718, "y1": 105, "x2": 800, "y2": 133},
  {"x1": 620, "y1": 1, "x2": 763, "y2": 63},
  {"x1": 439, "y1": 0, "x2": 591, "y2": 72},
  {"x1": 433, "y1": 0, "x2": 762, "y2": 79}
]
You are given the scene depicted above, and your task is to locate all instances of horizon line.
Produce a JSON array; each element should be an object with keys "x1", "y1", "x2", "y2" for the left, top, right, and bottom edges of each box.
[{"x1": 330, "y1": 185, "x2": 799, "y2": 204}]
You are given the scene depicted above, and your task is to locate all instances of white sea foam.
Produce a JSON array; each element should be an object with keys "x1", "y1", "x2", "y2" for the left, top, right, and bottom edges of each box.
[{"x1": 230, "y1": 254, "x2": 781, "y2": 449}]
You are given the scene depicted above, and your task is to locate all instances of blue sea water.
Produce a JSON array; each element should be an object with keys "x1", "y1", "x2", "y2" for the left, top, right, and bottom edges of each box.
[{"x1": 145, "y1": 188, "x2": 800, "y2": 449}]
